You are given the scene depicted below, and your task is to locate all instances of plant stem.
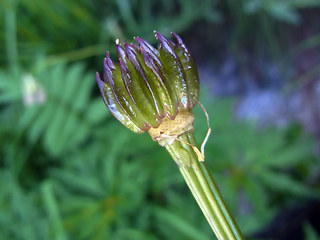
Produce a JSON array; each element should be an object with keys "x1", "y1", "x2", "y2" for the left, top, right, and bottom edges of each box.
[
  {"x1": 165, "y1": 131, "x2": 244, "y2": 240},
  {"x1": 5, "y1": 0, "x2": 19, "y2": 76}
]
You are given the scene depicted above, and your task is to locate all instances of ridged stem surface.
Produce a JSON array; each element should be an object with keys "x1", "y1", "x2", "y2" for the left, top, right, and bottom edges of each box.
[{"x1": 165, "y1": 132, "x2": 244, "y2": 240}]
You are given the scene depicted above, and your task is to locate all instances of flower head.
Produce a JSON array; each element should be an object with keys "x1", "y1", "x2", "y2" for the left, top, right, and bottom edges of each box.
[{"x1": 96, "y1": 32, "x2": 199, "y2": 134}]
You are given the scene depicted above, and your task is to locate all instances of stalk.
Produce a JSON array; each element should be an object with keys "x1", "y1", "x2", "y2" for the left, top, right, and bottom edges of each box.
[
  {"x1": 5, "y1": 0, "x2": 19, "y2": 76},
  {"x1": 96, "y1": 31, "x2": 244, "y2": 239},
  {"x1": 165, "y1": 131, "x2": 244, "y2": 240}
]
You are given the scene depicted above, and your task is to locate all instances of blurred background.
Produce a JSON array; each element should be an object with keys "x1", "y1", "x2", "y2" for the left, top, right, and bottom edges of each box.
[{"x1": 0, "y1": 0, "x2": 320, "y2": 239}]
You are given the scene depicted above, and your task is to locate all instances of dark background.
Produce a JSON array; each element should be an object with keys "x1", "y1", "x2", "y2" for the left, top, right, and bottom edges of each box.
[{"x1": 0, "y1": 0, "x2": 320, "y2": 239}]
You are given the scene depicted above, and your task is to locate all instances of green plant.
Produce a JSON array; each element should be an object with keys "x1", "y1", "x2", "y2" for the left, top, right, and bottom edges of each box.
[
  {"x1": 242, "y1": 0, "x2": 320, "y2": 24},
  {"x1": 1, "y1": 1, "x2": 320, "y2": 236},
  {"x1": 193, "y1": 97, "x2": 320, "y2": 234},
  {"x1": 50, "y1": 128, "x2": 157, "y2": 240},
  {"x1": 96, "y1": 32, "x2": 244, "y2": 239},
  {"x1": 0, "y1": 0, "x2": 221, "y2": 66},
  {"x1": 304, "y1": 223, "x2": 320, "y2": 240},
  {"x1": 0, "y1": 171, "x2": 51, "y2": 240},
  {"x1": 19, "y1": 62, "x2": 107, "y2": 156},
  {"x1": 225, "y1": 0, "x2": 320, "y2": 55},
  {"x1": 1, "y1": 63, "x2": 318, "y2": 239}
]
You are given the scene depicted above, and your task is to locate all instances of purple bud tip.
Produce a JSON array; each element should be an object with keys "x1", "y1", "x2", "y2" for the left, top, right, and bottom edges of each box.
[
  {"x1": 105, "y1": 52, "x2": 115, "y2": 69},
  {"x1": 116, "y1": 44, "x2": 126, "y2": 62},
  {"x1": 103, "y1": 58, "x2": 114, "y2": 85},
  {"x1": 135, "y1": 36, "x2": 160, "y2": 57},
  {"x1": 154, "y1": 31, "x2": 163, "y2": 39},
  {"x1": 140, "y1": 46, "x2": 158, "y2": 69},
  {"x1": 171, "y1": 32, "x2": 188, "y2": 52},
  {"x1": 119, "y1": 57, "x2": 124, "y2": 68},
  {"x1": 96, "y1": 72, "x2": 105, "y2": 90},
  {"x1": 140, "y1": 43, "x2": 162, "y2": 67},
  {"x1": 103, "y1": 58, "x2": 109, "y2": 69},
  {"x1": 130, "y1": 43, "x2": 139, "y2": 51},
  {"x1": 171, "y1": 32, "x2": 183, "y2": 45},
  {"x1": 96, "y1": 72, "x2": 101, "y2": 80},
  {"x1": 119, "y1": 57, "x2": 128, "y2": 71},
  {"x1": 124, "y1": 43, "x2": 136, "y2": 61},
  {"x1": 154, "y1": 32, "x2": 175, "y2": 55},
  {"x1": 139, "y1": 46, "x2": 149, "y2": 60}
]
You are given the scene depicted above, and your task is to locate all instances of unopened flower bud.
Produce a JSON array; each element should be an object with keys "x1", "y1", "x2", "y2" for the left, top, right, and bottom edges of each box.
[{"x1": 96, "y1": 32, "x2": 200, "y2": 139}]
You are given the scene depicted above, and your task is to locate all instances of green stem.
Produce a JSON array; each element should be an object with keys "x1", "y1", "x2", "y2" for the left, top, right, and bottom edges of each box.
[
  {"x1": 165, "y1": 132, "x2": 244, "y2": 240},
  {"x1": 5, "y1": 0, "x2": 19, "y2": 76}
]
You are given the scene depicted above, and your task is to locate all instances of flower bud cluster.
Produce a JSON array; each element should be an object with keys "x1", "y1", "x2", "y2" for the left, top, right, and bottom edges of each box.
[{"x1": 96, "y1": 32, "x2": 199, "y2": 133}]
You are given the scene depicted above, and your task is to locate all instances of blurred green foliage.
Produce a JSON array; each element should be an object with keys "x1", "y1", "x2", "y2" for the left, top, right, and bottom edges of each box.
[
  {"x1": 304, "y1": 223, "x2": 320, "y2": 240},
  {"x1": 0, "y1": 0, "x2": 221, "y2": 65},
  {"x1": 0, "y1": 61, "x2": 319, "y2": 239},
  {"x1": 1, "y1": 0, "x2": 319, "y2": 66},
  {"x1": 1, "y1": 0, "x2": 320, "y2": 239},
  {"x1": 224, "y1": 0, "x2": 320, "y2": 54},
  {"x1": 194, "y1": 98, "x2": 319, "y2": 234}
]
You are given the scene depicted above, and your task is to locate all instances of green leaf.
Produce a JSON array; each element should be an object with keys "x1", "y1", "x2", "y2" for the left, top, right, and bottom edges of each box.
[
  {"x1": 154, "y1": 207, "x2": 210, "y2": 240},
  {"x1": 86, "y1": 98, "x2": 109, "y2": 124},
  {"x1": 260, "y1": 170, "x2": 317, "y2": 197},
  {"x1": 243, "y1": 176, "x2": 269, "y2": 217},
  {"x1": 0, "y1": 71, "x2": 22, "y2": 103},
  {"x1": 44, "y1": 107, "x2": 67, "y2": 155},
  {"x1": 73, "y1": 72, "x2": 93, "y2": 111},
  {"x1": 51, "y1": 170, "x2": 105, "y2": 197},
  {"x1": 18, "y1": 63, "x2": 97, "y2": 156},
  {"x1": 61, "y1": 63, "x2": 84, "y2": 103},
  {"x1": 41, "y1": 181, "x2": 68, "y2": 240},
  {"x1": 28, "y1": 102, "x2": 55, "y2": 143},
  {"x1": 304, "y1": 223, "x2": 320, "y2": 240},
  {"x1": 261, "y1": 142, "x2": 313, "y2": 168},
  {"x1": 19, "y1": 105, "x2": 41, "y2": 129}
]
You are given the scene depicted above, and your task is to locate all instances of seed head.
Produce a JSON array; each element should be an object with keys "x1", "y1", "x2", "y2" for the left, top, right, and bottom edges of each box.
[{"x1": 96, "y1": 32, "x2": 200, "y2": 134}]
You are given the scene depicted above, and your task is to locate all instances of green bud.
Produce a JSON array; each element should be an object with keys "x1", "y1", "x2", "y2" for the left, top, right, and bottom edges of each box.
[{"x1": 96, "y1": 32, "x2": 200, "y2": 134}]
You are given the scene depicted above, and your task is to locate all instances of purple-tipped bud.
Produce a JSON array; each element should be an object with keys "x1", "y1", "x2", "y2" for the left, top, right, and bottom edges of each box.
[
  {"x1": 96, "y1": 72, "x2": 105, "y2": 91},
  {"x1": 134, "y1": 37, "x2": 159, "y2": 54},
  {"x1": 171, "y1": 32, "x2": 186, "y2": 50},
  {"x1": 155, "y1": 31, "x2": 176, "y2": 56},
  {"x1": 96, "y1": 31, "x2": 200, "y2": 134},
  {"x1": 124, "y1": 43, "x2": 139, "y2": 67},
  {"x1": 134, "y1": 37, "x2": 161, "y2": 65},
  {"x1": 103, "y1": 58, "x2": 114, "y2": 87},
  {"x1": 116, "y1": 43, "x2": 127, "y2": 64},
  {"x1": 119, "y1": 58, "x2": 135, "y2": 104},
  {"x1": 140, "y1": 47, "x2": 160, "y2": 74},
  {"x1": 105, "y1": 52, "x2": 115, "y2": 69},
  {"x1": 129, "y1": 42, "x2": 140, "y2": 52}
]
